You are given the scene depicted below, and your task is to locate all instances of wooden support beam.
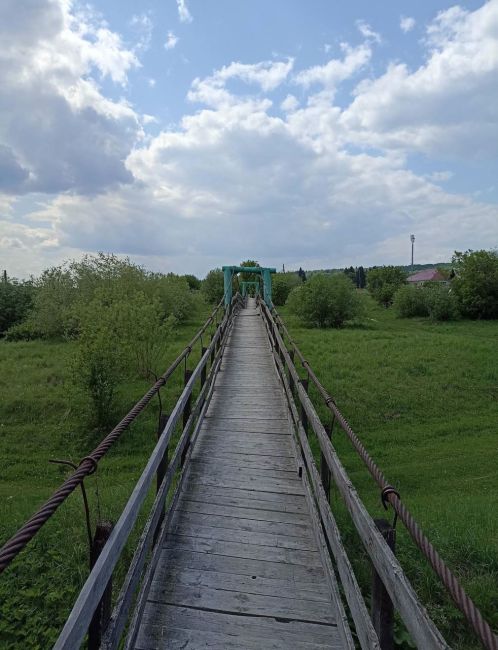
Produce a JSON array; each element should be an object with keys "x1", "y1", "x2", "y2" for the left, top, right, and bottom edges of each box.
[
  {"x1": 181, "y1": 369, "x2": 194, "y2": 467},
  {"x1": 88, "y1": 522, "x2": 113, "y2": 650},
  {"x1": 321, "y1": 421, "x2": 332, "y2": 503},
  {"x1": 372, "y1": 519, "x2": 395, "y2": 650},
  {"x1": 300, "y1": 378, "x2": 309, "y2": 435},
  {"x1": 154, "y1": 413, "x2": 170, "y2": 545}
]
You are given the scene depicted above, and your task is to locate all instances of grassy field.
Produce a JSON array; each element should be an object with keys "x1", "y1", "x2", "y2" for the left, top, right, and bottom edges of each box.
[
  {"x1": 0, "y1": 295, "x2": 496, "y2": 648},
  {"x1": 278, "y1": 294, "x2": 497, "y2": 649},
  {"x1": 0, "y1": 307, "x2": 212, "y2": 649}
]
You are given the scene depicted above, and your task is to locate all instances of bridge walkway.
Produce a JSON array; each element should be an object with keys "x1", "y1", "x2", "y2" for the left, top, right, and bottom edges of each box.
[{"x1": 134, "y1": 298, "x2": 352, "y2": 649}]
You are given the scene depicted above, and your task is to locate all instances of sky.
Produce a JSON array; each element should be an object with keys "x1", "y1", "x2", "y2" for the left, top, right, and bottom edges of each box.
[{"x1": 1, "y1": 0, "x2": 497, "y2": 279}]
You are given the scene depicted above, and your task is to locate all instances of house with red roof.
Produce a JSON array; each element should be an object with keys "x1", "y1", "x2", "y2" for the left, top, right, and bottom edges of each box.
[{"x1": 407, "y1": 268, "x2": 449, "y2": 285}]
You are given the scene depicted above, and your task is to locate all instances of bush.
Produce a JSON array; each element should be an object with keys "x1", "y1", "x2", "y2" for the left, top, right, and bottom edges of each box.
[
  {"x1": 393, "y1": 284, "x2": 460, "y2": 321},
  {"x1": 452, "y1": 250, "x2": 498, "y2": 319},
  {"x1": 151, "y1": 274, "x2": 195, "y2": 323},
  {"x1": 393, "y1": 285, "x2": 429, "y2": 318},
  {"x1": 367, "y1": 266, "x2": 407, "y2": 307},
  {"x1": 425, "y1": 285, "x2": 460, "y2": 322},
  {"x1": 202, "y1": 269, "x2": 225, "y2": 304},
  {"x1": 272, "y1": 273, "x2": 301, "y2": 306},
  {"x1": 73, "y1": 288, "x2": 171, "y2": 429},
  {"x1": 0, "y1": 280, "x2": 34, "y2": 335},
  {"x1": 287, "y1": 273, "x2": 362, "y2": 327}
]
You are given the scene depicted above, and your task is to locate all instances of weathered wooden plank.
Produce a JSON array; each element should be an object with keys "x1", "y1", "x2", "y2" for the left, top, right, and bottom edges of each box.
[
  {"x1": 200, "y1": 420, "x2": 290, "y2": 433},
  {"x1": 162, "y1": 534, "x2": 323, "y2": 568},
  {"x1": 154, "y1": 547, "x2": 327, "y2": 582},
  {"x1": 183, "y1": 482, "x2": 308, "y2": 508},
  {"x1": 172, "y1": 522, "x2": 315, "y2": 551},
  {"x1": 148, "y1": 581, "x2": 336, "y2": 624},
  {"x1": 171, "y1": 508, "x2": 313, "y2": 539},
  {"x1": 136, "y1": 604, "x2": 342, "y2": 650},
  {"x1": 190, "y1": 451, "x2": 297, "y2": 471},
  {"x1": 184, "y1": 472, "x2": 305, "y2": 496},
  {"x1": 192, "y1": 458, "x2": 300, "y2": 482},
  {"x1": 152, "y1": 566, "x2": 329, "y2": 602},
  {"x1": 136, "y1": 623, "x2": 341, "y2": 650},
  {"x1": 177, "y1": 497, "x2": 311, "y2": 523}
]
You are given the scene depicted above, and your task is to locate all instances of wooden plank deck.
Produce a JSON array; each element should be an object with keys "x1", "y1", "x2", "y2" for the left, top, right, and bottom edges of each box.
[{"x1": 134, "y1": 299, "x2": 352, "y2": 649}]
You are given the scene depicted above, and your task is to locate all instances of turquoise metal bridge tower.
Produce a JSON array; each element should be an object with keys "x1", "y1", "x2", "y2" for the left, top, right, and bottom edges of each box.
[{"x1": 222, "y1": 265, "x2": 276, "y2": 307}]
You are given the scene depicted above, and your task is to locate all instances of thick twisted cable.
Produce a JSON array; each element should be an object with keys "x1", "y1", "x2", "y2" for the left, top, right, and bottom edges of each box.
[
  {"x1": 0, "y1": 299, "x2": 227, "y2": 573},
  {"x1": 270, "y1": 306, "x2": 497, "y2": 650}
]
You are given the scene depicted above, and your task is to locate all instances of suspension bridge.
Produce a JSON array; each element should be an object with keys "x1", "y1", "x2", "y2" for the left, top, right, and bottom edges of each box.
[{"x1": 0, "y1": 266, "x2": 496, "y2": 650}]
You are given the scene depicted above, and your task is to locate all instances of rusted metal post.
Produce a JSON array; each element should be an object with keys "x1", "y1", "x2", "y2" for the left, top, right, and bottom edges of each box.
[
  {"x1": 154, "y1": 413, "x2": 169, "y2": 545},
  {"x1": 372, "y1": 518, "x2": 396, "y2": 650},
  {"x1": 88, "y1": 521, "x2": 113, "y2": 650},
  {"x1": 300, "y1": 378, "x2": 309, "y2": 435},
  {"x1": 321, "y1": 422, "x2": 332, "y2": 502},
  {"x1": 181, "y1": 368, "x2": 193, "y2": 467}
]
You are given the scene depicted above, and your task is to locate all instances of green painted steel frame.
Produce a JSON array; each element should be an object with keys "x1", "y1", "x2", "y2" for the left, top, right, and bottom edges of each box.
[
  {"x1": 240, "y1": 281, "x2": 260, "y2": 298},
  {"x1": 222, "y1": 266, "x2": 276, "y2": 307}
]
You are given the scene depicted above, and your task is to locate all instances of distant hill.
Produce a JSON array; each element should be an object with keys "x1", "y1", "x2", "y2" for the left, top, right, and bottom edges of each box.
[{"x1": 302, "y1": 262, "x2": 452, "y2": 275}]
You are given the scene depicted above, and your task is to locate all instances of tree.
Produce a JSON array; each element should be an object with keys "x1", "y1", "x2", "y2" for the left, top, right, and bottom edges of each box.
[
  {"x1": 202, "y1": 268, "x2": 225, "y2": 304},
  {"x1": 356, "y1": 266, "x2": 366, "y2": 289},
  {"x1": 182, "y1": 274, "x2": 201, "y2": 291},
  {"x1": 0, "y1": 280, "x2": 34, "y2": 335},
  {"x1": 298, "y1": 267, "x2": 307, "y2": 282},
  {"x1": 367, "y1": 266, "x2": 407, "y2": 307},
  {"x1": 287, "y1": 273, "x2": 363, "y2": 327},
  {"x1": 272, "y1": 272, "x2": 301, "y2": 306},
  {"x1": 343, "y1": 266, "x2": 356, "y2": 283},
  {"x1": 452, "y1": 250, "x2": 498, "y2": 319}
]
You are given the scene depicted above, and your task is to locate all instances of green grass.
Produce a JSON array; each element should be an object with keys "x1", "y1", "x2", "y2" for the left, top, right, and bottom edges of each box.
[
  {"x1": 279, "y1": 294, "x2": 498, "y2": 649},
  {"x1": 0, "y1": 307, "x2": 212, "y2": 649},
  {"x1": 1, "y1": 296, "x2": 496, "y2": 648}
]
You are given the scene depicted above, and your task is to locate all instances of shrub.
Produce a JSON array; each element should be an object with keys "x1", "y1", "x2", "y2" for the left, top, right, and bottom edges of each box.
[
  {"x1": 425, "y1": 285, "x2": 460, "y2": 322},
  {"x1": 272, "y1": 273, "x2": 301, "y2": 306},
  {"x1": 151, "y1": 274, "x2": 195, "y2": 323},
  {"x1": 367, "y1": 266, "x2": 407, "y2": 307},
  {"x1": 452, "y1": 250, "x2": 498, "y2": 319},
  {"x1": 287, "y1": 273, "x2": 362, "y2": 327},
  {"x1": 0, "y1": 280, "x2": 34, "y2": 335},
  {"x1": 202, "y1": 269, "x2": 225, "y2": 304},
  {"x1": 393, "y1": 284, "x2": 460, "y2": 321},
  {"x1": 73, "y1": 288, "x2": 171, "y2": 428},
  {"x1": 393, "y1": 285, "x2": 429, "y2": 318}
]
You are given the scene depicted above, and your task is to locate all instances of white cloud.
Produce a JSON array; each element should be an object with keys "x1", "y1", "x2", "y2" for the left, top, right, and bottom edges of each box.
[
  {"x1": 341, "y1": 1, "x2": 498, "y2": 157},
  {"x1": 130, "y1": 13, "x2": 153, "y2": 52},
  {"x1": 0, "y1": 0, "x2": 144, "y2": 196},
  {"x1": 164, "y1": 30, "x2": 179, "y2": 50},
  {"x1": 356, "y1": 20, "x2": 381, "y2": 44},
  {"x1": 176, "y1": 0, "x2": 193, "y2": 24},
  {"x1": 295, "y1": 43, "x2": 371, "y2": 90},
  {"x1": 281, "y1": 94, "x2": 299, "y2": 112},
  {"x1": 427, "y1": 171, "x2": 453, "y2": 182},
  {"x1": 188, "y1": 59, "x2": 294, "y2": 107},
  {"x1": 1, "y1": 2, "x2": 497, "y2": 279},
  {"x1": 400, "y1": 16, "x2": 416, "y2": 33}
]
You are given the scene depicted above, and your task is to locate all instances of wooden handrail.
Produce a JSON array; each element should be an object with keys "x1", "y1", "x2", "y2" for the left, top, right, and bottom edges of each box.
[
  {"x1": 54, "y1": 299, "x2": 243, "y2": 649},
  {"x1": 259, "y1": 301, "x2": 448, "y2": 650}
]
